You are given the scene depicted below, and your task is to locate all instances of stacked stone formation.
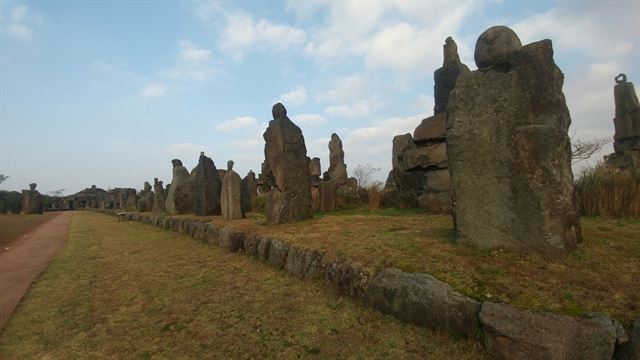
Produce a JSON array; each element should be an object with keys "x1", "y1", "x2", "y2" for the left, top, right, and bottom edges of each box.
[
  {"x1": 21, "y1": 183, "x2": 43, "y2": 214},
  {"x1": 118, "y1": 188, "x2": 137, "y2": 211},
  {"x1": 165, "y1": 159, "x2": 194, "y2": 214},
  {"x1": 262, "y1": 103, "x2": 313, "y2": 225},
  {"x1": 221, "y1": 160, "x2": 244, "y2": 220},
  {"x1": 241, "y1": 171, "x2": 257, "y2": 214},
  {"x1": 447, "y1": 26, "x2": 582, "y2": 256},
  {"x1": 152, "y1": 178, "x2": 166, "y2": 213},
  {"x1": 193, "y1": 152, "x2": 221, "y2": 216},
  {"x1": 604, "y1": 73, "x2": 640, "y2": 171},
  {"x1": 309, "y1": 157, "x2": 321, "y2": 212},
  {"x1": 328, "y1": 133, "x2": 348, "y2": 183},
  {"x1": 384, "y1": 36, "x2": 469, "y2": 212},
  {"x1": 137, "y1": 181, "x2": 155, "y2": 212}
]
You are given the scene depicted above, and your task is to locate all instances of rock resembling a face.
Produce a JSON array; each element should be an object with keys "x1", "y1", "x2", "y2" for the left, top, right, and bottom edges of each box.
[
  {"x1": 474, "y1": 26, "x2": 522, "y2": 69},
  {"x1": 227, "y1": 160, "x2": 234, "y2": 171},
  {"x1": 272, "y1": 103, "x2": 287, "y2": 119}
]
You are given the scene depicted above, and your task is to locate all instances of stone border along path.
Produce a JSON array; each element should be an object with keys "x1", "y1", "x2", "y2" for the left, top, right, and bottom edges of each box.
[
  {"x1": 98, "y1": 210, "x2": 639, "y2": 360},
  {"x1": 0, "y1": 211, "x2": 73, "y2": 330}
]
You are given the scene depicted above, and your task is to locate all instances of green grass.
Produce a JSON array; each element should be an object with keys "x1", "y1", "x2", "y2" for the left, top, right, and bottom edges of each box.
[
  {"x1": 0, "y1": 212, "x2": 58, "y2": 249},
  {"x1": 0, "y1": 211, "x2": 486, "y2": 359},
  {"x1": 202, "y1": 209, "x2": 640, "y2": 324}
]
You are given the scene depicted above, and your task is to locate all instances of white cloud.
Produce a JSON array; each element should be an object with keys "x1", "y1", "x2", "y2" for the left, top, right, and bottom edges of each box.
[
  {"x1": 291, "y1": 113, "x2": 326, "y2": 125},
  {"x1": 215, "y1": 116, "x2": 258, "y2": 131},
  {"x1": 316, "y1": 74, "x2": 370, "y2": 103},
  {"x1": 324, "y1": 98, "x2": 382, "y2": 119},
  {"x1": 219, "y1": 11, "x2": 306, "y2": 60},
  {"x1": 7, "y1": 24, "x2": 32, "y2": 41},
  {"x1": 277, "y1": 87, "x2": 307, "y2": 106},
  {"x1": 11, "y1": 5, "x2": 28, "y2": 22},
  {"x1": 4, "y1": 5, "x2": 35, "y2": 42},
  {"x1": 161, "y1": 39, "x2": 217, "y2": 81},
  {"x1": 139, "y1": 83, "x2": 168, "y2": 98}
]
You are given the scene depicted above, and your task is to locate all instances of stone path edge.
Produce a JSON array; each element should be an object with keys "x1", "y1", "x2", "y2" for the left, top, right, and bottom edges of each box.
[{"x1": 96, "y1": 210, "x2": 638, "y2": 360}]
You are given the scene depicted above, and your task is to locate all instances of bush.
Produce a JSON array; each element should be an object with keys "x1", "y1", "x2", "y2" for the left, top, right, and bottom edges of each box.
[
  {"x1": 575, "y1": 162, "x2": 640, "y2": 218},
  {"x1": 251, "y1": 195, "x2": 267, "y2": 214}
]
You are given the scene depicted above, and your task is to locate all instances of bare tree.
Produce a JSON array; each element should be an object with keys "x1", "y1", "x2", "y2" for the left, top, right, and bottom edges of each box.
[
  {"x1": 571, "y1": 137, "x2": 610, "y2": 165},
  {"x1": 353, "y1": 164, "x2": 381, "y2": 188},
  {"x1": 0, "y1": 175, "x2": 7, "y2": 185}
]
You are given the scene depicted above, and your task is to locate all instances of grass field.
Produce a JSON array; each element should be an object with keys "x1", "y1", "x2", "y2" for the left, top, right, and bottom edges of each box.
[
  {"x1": 0, "y1": 212, "x2": 57, "y2": 250},
  {"x1": 0, "y1": 211, "x2": 486, "y2": 359},
  {"x1": 186, "y1": 208, "x2": 639, "y2": 324}
]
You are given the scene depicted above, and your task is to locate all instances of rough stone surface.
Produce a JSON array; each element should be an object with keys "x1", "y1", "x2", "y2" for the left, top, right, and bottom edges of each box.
[
  {"x1": 336, "y1": 178, "x2": 361, "y2": 208},
  {"x1": 418, "y1": 192, "x2": 451, "y2": 212},
  {"x1": 137, "y1": 181, "x2": 155, "y2": 212},
  {"x1": 194, "y1": 152, "x2": 221, "y2": 216},
  {"x1": 262, "y1": 103, "x2": 313, "y2": 225},
  {"x1": 257, "y1": 236, "x2": 271, "y2": 262},
  {"x1": 434, "y1": 37, "x2": 470, "y2": 114},
  {"x1": 241, "y1": 170, "x2": 257, "y2": 214},
  {"x1": 192, "y1": 222, "x2": 207, "y2": 242},
  {"x1": 612, "y1": 74, "x2": 640, "y2": 153},
  {"x1": 615, "y1": 319, "x2": 640, "y2": 360},
  {"x1": 413, "y1": 113, "x2": 447, "y2": 144},
  {"x1": 165, "y1": 159, "x2": 194, "y2": 214},
  {"x1": 324, "y1": 262, "x2": 368, "y2": 299},
  {"x1": 309, "y1": 157, "x2": 321, "y2": 179},
  {"x1": 480, "y1": 302, "x2": 617, "y2": 360},
  {"x1": 365, "y1": 268, "x2": 480, "y2": 338},
  {"x1": 328, "y1": 133, "x2": 348, "y2": 184},
  {"x1": 474, "y1": 25, "x2": 523, "y2": 69},
  {"x1": 284, "y1": 246, "x2": 306, "y2": 278},
  {"x1": 319, "y1": 180, "x2": 339, "y2": 212},
  {"x1": 205, "y1": 224, "x2": 219, "y2": 246},
  {"x1": 21, "y1": 183, "x2": 42, "y2": 214},
  {"x1": 448, "y1": 36, "x2": 582, "y2": 255},
  {"x1": 267, "y1": 238, "x2": 289, "y2": 269},
  {"x1": 243, "y1": 234, "x2": 261, "y2": 257},
  {"x1": 218, "y1": 228, "x2": 245, "y2": 252},
  {"x1": 221, "y1": 161, "x2": 244, "y2": 220},
  {"x1": 152, "y1": 178, "x2": 166, "y2": 213}
]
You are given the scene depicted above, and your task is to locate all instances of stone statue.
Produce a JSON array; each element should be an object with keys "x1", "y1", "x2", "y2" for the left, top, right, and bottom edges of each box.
[{"x1": 221, "y1": 160, "x2": 244, "y2": 220}]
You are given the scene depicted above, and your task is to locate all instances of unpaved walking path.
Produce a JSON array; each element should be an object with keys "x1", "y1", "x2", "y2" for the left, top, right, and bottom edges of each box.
[{"x1": 0, "y1": 211, "x2": 73, "y2": 330}]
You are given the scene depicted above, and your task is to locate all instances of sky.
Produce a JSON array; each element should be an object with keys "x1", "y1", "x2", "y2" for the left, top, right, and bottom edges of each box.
[{"x1": 1, "y1": 0, "x2": 638, "y2": 196}]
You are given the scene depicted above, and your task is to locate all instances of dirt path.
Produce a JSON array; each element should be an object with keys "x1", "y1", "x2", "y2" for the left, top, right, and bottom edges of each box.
[{"x1": 0, "y1": 211, "x2": 73, "y2": 330}]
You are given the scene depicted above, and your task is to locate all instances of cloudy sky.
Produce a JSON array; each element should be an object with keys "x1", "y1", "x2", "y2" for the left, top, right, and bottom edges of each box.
[{"x1": 1, "y1": 1, "x2": 638, "y2": 195}]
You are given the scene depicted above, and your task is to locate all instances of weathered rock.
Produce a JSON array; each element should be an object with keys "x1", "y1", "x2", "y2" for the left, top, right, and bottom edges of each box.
[
  {"x1": 165, "y1": 159, "x2": 194, "y2": 214},
  {"x1": 319, "y1": 180, "x2": 339, "y2": 212},
  {"x1": 324, "y1": 262, "x2": 369, "y2": 299},
  {"x1": 267, "y1": 238, "x2": 289, "y2": 269},
  {"x1": 241, "y1": 170, "x2": 257, "y2": 214},
  {"x1": 612, "y1": 74, "x2": 640, "y2": 153},
  {"x1": 381, "y1": 189, "x2": 418, "y2": 208},
  {"x1": 152, "y1": 178, "x2": 166, "y2": 213},
  {"x1": 309, "y1": 157, "x2": 321, "y2": 180},
  {"x1": 480, "y1": 302, "x2": 617, "y2": 360},
  {"x1": 137, "y1": 181, "x2": 155, "y2": 212},
  {"x1": 205, "y1": 224, "x2": 219, "y2": 246},
  {"x1": 448, "y1": 31, "x2": 581, "y2": 255},
  {"x1": 218, "y1": 228, "x2": 245, "y2": 252},
  {"x1": 336, "y1": 178, "x2": 361, "y2": 208},
  {"x1": 474, "y1": 25, "x2": 523, "y2": 69},
  {"x1": 328, "y1": 133, "x2": 348, "y2": 184},
  {"x1": 192, "y1": 222, "x2": 207, "y2": 242},
  {"x1": 311, "y1": 186, "x2": 320, "y2": 212},
  {"x1": 413, "y1": 113, "x2": 447, "y2": 144},
  {"x1": 194, "y1": 152, "x2": 221, "y2": 216},
  {"x1": 615, "y1": 319, "x2": 640, "y2": 360},
  {"x1": 21, "y1": 183, "x2": 42, "y2": 214},
  {"x1": 284, "y1": 246, "x2": 306, "y2": 278},
  {"x1": 262, "y1": 103, "x2": 312, "y2": 225},
  {"x1": 426, "y1": 169, "x2": 450, "y2": 192},
  {"x1": 434, "y1": 37, "x2": 470, "y2": 114},
  {"x1": 221, "y1": 160, "x2": 244, "y2": 220},
  {"x1": 257, "y1": 236, "x2": 271, "y2": 262},
  {"x1": 402, "y1": 143, "x2": 448, "y2": 171},
  {"x1": 243, "y1": 234, "x2": 261, "y2": 257},
  {"x1": 418, "y1": 192, "x2": 452, "y2": 213},
  {"x1": 365, "y1": 268, "x2": 480, "y2": 338}
]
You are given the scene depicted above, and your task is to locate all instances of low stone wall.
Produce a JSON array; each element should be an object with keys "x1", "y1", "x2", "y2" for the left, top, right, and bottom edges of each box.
[{"x1": 98, "y1": 210, "x2": 637, "y2": 360}]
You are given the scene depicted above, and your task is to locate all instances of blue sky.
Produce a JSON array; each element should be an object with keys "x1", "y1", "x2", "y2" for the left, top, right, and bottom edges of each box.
[{"x1": 1, "y1": 0, "x2": 638, "y2": 195}]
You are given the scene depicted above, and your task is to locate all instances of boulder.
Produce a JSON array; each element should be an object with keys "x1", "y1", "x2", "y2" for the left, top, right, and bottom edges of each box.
[
  {"x1": 319, "y1": 180, "x2": 339, "y2": 212},
  {"x1": 267, "y1": 238, "x2": 289, "y2": 269},
  {"x1": 480, "y1": 302, "x2": 617, "y2": 360},
  {"x1": 448, "y1": 30, "x2": 582, "y2": 255},
  {"x1": 221, "y1": 161, "x2": 244, "y2": 220},
  {"x1": 218, "y1": 228, "x2": 245, "y2": 253},
  {"x1": 21, "y1": 183, "x2": 42, "y2": 214},
  {"x1": 328, "y1": 133, "x2": 348, "y2": 184},
  {"x1": 434, "y1": 37, "x2": 470, "y2": 114},
  {"x1": 474, "y1": 25, "x2": 523, "y2": 69},
  {"x1": 205, "y1": 224, "x2": 219, "y2": 246},
  {"x1": 365, "y1": 268, "x2": 480, "y2": 338},
  {"x1": 137, "y1": 181, "x2": 155, "y2": 212},
  {"x1": 152, "y1": 178, "x2": 166, "y2": 213},
  {"x1": 413, "y1": 113, "x2": 447, "y2": 144},
  {"x1": 614, "y1": 319, "x2": 640, "y2": 360},
  {"x1": 241, "y1": 171, "x2": 257, "y2": 213}
]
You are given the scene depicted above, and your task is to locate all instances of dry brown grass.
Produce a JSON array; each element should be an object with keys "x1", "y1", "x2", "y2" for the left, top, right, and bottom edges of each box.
[
  {"x1": 199, "y1": 208, "x2": 640, "y2": 324},
  {"x1": 0, "y1": 212, "x2": 58, "y2": 249},
  {"x1": 575, "y1": 162, "x2": 640, "y2": 217},
  {"x1": 0, "y1": 211, "x2": 486, "y2": 359}
]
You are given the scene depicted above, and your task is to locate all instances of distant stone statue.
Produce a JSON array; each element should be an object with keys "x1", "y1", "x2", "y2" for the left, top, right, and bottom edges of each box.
[
  {"x1": 152, "y1": 178, "x2": 166, "y2": 213},
  {"x1": 137, "y1": 181, "x2": 155, "y2": 212},
  {"x1": 241, "y1": 170, "x2": 257, "y2": 214},
  {"x1": 328, "y1": 133, "x2": 348, "y2": 184},
  {"x1": 193, "y1": 152, "x2": 222, "y2": 216},
  {"x1": 221, "y1": 160, "x2": 244, "y2": 220},
  {"x1": 447, "y1": 26, "x2": 581, "y2": 256},
  {"x1": 165, "y1": 159, "x2": 194, "y2": 214},
  {"x1": 262, "y1": 103, "x2": 312, "y2": 224},
  {"x1": 612, "y1": 73, "x2": 640, "y2": 152},
  {"x1": 22, "y1": 183, "x2": 42, "y2": 214}
]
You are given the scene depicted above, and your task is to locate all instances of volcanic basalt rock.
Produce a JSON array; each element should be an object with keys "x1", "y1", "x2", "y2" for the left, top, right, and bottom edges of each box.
[
  {"x1": 262, "y1": 103, "x2": 312, "y2": 225},
  {"x1": 447, "y1": 26, "x2": 581, "y2": 255},
  {"x1": 221, "y1": 160, "x2": 244, "y2": 220}
]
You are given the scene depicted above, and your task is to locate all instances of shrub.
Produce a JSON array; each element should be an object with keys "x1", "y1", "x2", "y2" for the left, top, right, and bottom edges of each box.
[{"x1": 575, "y1": 162, "x2": 640, "y2": 218}]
